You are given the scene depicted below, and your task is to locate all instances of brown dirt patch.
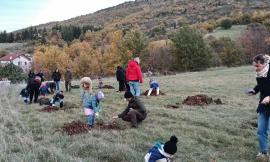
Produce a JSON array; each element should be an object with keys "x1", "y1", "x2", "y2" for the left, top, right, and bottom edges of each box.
[
  {"x1": 39, "y1": 106, "x2": 59, "y2": 113},
  {"x1": 102, "y1": 85, "x2": 115, "y2": 89},
  {"x1": 182, "y1": 94, "x2": 223, "y2": 106},
  {"x1": 142, "y1": 89, "x2": 166, "y2": 96}
]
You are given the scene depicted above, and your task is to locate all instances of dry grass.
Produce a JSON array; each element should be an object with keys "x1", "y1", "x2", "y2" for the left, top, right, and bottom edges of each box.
[{"x1": 0, "y1": 66, "x2": 264, "y2": 162}]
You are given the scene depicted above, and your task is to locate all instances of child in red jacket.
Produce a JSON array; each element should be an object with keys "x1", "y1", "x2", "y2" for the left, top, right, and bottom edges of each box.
[{"x1": 126, "y1": 57, "x2": 143, "y2": 96}]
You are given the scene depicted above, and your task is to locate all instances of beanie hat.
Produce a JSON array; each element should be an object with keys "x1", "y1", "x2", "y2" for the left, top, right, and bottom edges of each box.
[
  {"x1": 134, "y1": 57, "x2": 140, "y2": 64},
  {"x1": 96, "y1": 91, "x2": 105, "y2": 101},
  {"x1": 163, "y1": 136, "x2": 178, "y2": 155},
  {"x1": 124, "y1": 91, "x2": 133, "y2": 99}
]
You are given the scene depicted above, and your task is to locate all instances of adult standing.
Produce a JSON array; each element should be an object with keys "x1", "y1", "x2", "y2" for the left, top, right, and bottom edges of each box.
[
  {"x1": 36, "y1": 70, "x2": 45, "y2": 82},
  {"x1": 126, "y1": 57, "x2": 143, "y2": 96},
  {"x1": 64, "y1": 68, "x2": 72, "y2": 92},
  {"x1": 52, "y1": 68, "x2": 61, "y2": 91},
  {"x1": 248, "y1": 54, "x2": 270, "y2": 158},
  {"x1": 27, "y1": 76, "x2": 41, "y2": 104},
  {"x1": 116, "y1": 66, "x2": 126, "y2": 92}
]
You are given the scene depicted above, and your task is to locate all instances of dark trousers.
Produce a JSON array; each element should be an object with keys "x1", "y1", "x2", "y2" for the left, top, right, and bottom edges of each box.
[
  {"x1": 29, "y1": 87, "x2": 39, "y2": 103},
  {"x1": 122, "y1": 109, "x2": 145, "y2": 127},
  {"x1": 125, "y1": 81, "x2": 130, "y2": 92},
  {"x1": 118, "y1": 80, "x2": 126, "y2": 91},
  {"x1": 65, "y1": 81, "x2": 71, "y2": 92}
]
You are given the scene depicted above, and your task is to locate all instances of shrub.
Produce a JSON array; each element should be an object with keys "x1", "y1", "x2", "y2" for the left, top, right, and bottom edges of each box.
[
  {"x1": 220, "y1": 18, "x2": 232, "y2": 29},
  {"x1": 170, "y1": 26, "x2": 211, "y2": 71},
  {"x1": 0, "y1": 63, "x2": 27, "y2": 83}
]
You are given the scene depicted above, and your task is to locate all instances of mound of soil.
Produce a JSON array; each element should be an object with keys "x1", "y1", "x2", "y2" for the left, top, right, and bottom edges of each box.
[
  {"x1": 39, "y1": 106, "x2": 59, "y2": 113},
  {"x1": 96, "y1": 121, "x2": 122, "y2": 130},
  {"x1": 38, "y1": 98, "x2": 51, "y2": 106},
  {"x1": 102, "y1": 85, "x2": 115, "y2": 89},
  {"x1": 71, "y1": 85, "x2": 80, "y2": 89},
  {"x1": 182, "y1": 95, "x2": 223, "y2": 106},
  {"x1": 62, "y1": 121, "x2": 90, "y2": 135},
  {"x1": 63, "y1": 101, "x2": 79, "y2": 110},
  {"x1": 61, "y1": 120, "x2": 123, "y2": 135},
  {"x1": 142, "y1": 90, "x2": 166, "y2": 96},
  {"x1": 165, "y1": 104, "x2": 179, "y2": 109}
]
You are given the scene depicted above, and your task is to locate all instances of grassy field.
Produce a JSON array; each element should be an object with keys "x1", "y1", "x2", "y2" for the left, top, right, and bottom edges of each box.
[
  {"x1": 204, "y1": 25, "x2": 247, "y2": 40},
  {"x1": 0, "y1": 66, "x2": 266, "y2": 162}
]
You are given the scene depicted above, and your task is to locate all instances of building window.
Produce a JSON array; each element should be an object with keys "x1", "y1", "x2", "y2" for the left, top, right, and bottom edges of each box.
[
  {"x1": 18, "y1": 61, "x2": 21, "y2": 66},
  {"x1": 25, "y1": 62, "x2": 27, "y2": 65}
]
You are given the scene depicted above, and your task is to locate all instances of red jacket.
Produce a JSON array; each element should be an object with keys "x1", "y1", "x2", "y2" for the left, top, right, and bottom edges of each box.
[{"x1": 126, "y1": 60, "x2": 143, "y2": 83}]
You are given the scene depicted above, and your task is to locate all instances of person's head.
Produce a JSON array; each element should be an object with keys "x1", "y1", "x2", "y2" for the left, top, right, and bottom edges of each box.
[
  {"x1": 59, "y1": 90, "x2": 64, "y2": 95},
  {"x1": 124, "y1": 91, "x2": 133, "y2": 101},
  {"x1": 163, "y1": 135, "x2": 178, "y2": 155},
  {"x1": 55, "y1": 68, "x2": 59, "y2": 72},
  {"x1": 117, "y1": 66, "x2": 121, "y2": 69},
  {"x1": 80, "y1": 77, "x2": 92, "y2": 92},
  {"x1": 149, "y1": 79, "x2": 153, "y2": 85},
  {"x1": 96, "y1": 91, "x2": 105, "y2": 101},
  {"x1": 134, "y1": 57, "x2": 140, "y2": 64},
  {"x1": 253, "y1": 54, "x2": 268, "y2": 72}
]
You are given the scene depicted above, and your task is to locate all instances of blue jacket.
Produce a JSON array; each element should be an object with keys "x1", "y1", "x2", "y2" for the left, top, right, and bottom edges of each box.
[
  {"x1": 20, "y1": 88, "x2": 29, "y2": 98},
  {"x1": 145, "y1": 142, "x2": 173, "y2": 162},
  {"x1": 81, "y1": 91, "x2": 101, "y2": 112},
  {"x1": 150, "y1": 80, "x2": 159, "y2": 89}
]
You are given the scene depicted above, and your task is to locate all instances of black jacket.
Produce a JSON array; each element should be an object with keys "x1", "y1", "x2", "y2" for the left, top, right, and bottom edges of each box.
[
  {"x1": 52, "y1": 72, "x2": 61, "y2": 81},
  {"x1": 254, "y1": 68, "x2": 270, "y2": 114},
  {"x1": 116, "y1": 67, "x2": 126, "y2": 81},
  {"x1": 118, "y1": 97, "x2": 147, "y2": 119}
]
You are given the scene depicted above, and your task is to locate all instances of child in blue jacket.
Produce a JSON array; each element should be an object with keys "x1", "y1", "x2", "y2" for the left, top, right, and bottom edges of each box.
[
  {"x1": 81, "y1": 91, "x2": 105, "y2": 127},
  {"x1": 144, "y1": 136, "x2": 178, "y2": 162},
  {"x1": 20, "y1": 88, "x2": 29, "y2": 103},
  {"x1": 147, "y1": 79, "x2": 160, "y2": 96}
]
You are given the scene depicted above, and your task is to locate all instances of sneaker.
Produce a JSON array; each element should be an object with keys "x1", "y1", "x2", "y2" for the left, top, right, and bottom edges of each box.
[{"x1": 256, "y1": 152, "x2": 269, "y2": 158}]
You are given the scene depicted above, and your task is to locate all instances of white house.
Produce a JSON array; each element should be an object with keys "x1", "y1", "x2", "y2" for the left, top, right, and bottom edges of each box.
[{"x1": 0, "y1": 53, "x2": 32, "y2": 72}]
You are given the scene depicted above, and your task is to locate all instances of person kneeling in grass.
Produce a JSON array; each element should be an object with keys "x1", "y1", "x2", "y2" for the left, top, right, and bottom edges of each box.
[
  {"x1": 113, "y1": 91, "x2": 147, "y2": 128},
  {"x1": 20, "y1": 87, "x2": 29, "y2": 103},
  {"x1": 144, "y1": 136, "x2": 178, "y2": 162},
  {"x1": 82, "y1": 91, "x2": 105, "y2": 128},
  {"x1": 147, "y1": 79, "x2": 160, "y2": 96},
  {"x1": 50, "y1": 91, "x2": 64, "y2": 107}
]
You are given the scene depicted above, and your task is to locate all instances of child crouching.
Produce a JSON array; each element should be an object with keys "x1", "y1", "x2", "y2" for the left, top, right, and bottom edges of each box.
[
  {"x1": 50, "y1": 91, "x2": 64, "y2": 107},
  {"x1": 147, "y1": 79, "x2": 160, "y2": 96},
  {"x1": 145, "y1": 136, "x2": 178, "y2": 162},
  {"x1": 20, "y1": 88, "x2": 29, "y2": 103}
]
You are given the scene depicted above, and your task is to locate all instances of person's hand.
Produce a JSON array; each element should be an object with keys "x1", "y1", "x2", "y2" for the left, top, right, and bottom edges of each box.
[
  {"x1": 112, "y1": 115, "x2": 119, "y2": 119},
  {"x1": 245, "y1": 89, "x2": 255, "y2": 96},
  {"x1": 262, "y1": 96, "x2": 270, "y2": 104}
]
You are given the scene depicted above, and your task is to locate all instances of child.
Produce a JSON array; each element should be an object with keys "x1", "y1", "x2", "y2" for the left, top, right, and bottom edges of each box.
[
  {"x1": 39, "y1": 82, "x2": 48, "y2": 97},
  {"x1": 147, "y1": 79, "x2": 160, "y2": 96},
  {"x1": 144, "y1": 136, "x2": 178, "y2": 162},
  {"x1": 50, "y1": 91, "x2": 64, "y2": 107},
  {"x1": 20, "y1": 88, "x2": 29, "y2": 103},
  {"x1": 98, "y1": 76, "x2": 103, "y2": 89},
  {"x1": 81, "y1": 91, "x2": 105, "y2": 127}
]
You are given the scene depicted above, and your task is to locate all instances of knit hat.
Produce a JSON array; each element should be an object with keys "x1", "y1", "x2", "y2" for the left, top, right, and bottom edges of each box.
[
  {"x1": 163, "y1": 136, "x2": 178, "y2": 155},
  {"x1": 134, "y1": 57, "x2": 140, "y2": 64},
  {"x1": 96, "y1": 91, "x2": 105, "y2": 101},
  {"x1": 124, "y1": 91, "x2": 133, "y2": 99}
]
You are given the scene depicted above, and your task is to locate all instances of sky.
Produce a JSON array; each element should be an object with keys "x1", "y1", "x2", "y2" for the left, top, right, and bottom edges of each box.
[{"x1": 0, "y1": 0, "x2": 133, "y2": 32}]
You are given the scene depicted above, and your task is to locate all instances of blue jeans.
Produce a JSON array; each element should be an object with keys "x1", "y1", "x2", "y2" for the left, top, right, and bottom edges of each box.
[
  {"x1": 129, "y1": 81, "x2": 140, "y2": 96},
  {"x1": 257, "y1": 112, "x2": 270, "y2": 153},
  {"x1": 86, "y1": 115, "x2": 95, "y2": 126},
  {"x1": 55, "y1": 81, "x2": 60, "y2": 91}
]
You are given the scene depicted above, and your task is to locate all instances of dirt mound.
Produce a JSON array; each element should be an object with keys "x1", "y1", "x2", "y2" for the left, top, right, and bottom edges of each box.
[
  {"x1": 102, "y1": 85, "x2": 115, "y2": 89},
  {"x1": 39, "y1": 106, "x2": 59, "y2": 113},
  {"x1": 142, "y1": 89, "x2": 166, "y2": 96},
  {"x1": 63, "y1": 101, "x2": 80, "y2": 110},
  {"x1": 183, "y1": 95, "x2": 223, "y2": 106},
  {"x1": 62, "y1": 121, "x2": 90, "y2": 135},
  {"x1": 61, "y1": 120, "x2": 123, "y2": 135},
  {"x1": 165, "y1": 104, "x2": 179, "y2": 109},
  {"x1": 38, "y1": 98, "x2": 51, "y2": 106},
  {"x1": 71, "y1": 85, "x2": 80, "y2": 89},
  {"x1": 96, "y1": 121, "x2": 122, "y2": 130}
]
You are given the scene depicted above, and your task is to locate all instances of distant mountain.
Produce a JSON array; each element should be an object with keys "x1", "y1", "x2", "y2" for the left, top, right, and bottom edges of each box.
[{"x1": 19, "y1": 0, "x2": 270, "y2": 35}]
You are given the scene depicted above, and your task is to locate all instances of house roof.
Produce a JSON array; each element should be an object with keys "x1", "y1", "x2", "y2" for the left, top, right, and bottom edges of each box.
[{"x1": 0, "y1": 53, "x2": 31, "y2": 62}]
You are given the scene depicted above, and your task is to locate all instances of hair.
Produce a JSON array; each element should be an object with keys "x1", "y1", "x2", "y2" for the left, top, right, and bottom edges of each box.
[{"x1": 253, "y1": 54, "x2": 266, "y2": 64}]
